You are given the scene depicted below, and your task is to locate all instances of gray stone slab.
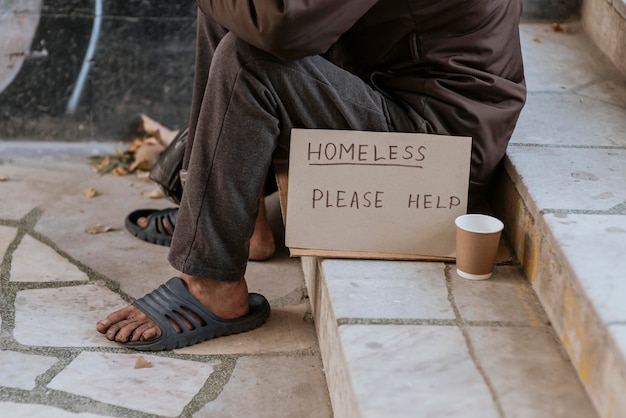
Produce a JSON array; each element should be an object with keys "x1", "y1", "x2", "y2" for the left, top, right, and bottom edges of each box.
[
  {"x1": 14, "y1": 284, "x2": 127, "y2": 348},
  {"x1": 0, "y1": 225, "x2": 16, "y2": 259},
  {"x1": 339, "y1": 324, "x2": 499, "y2": 418},
  {"x1": 0, "y1": 160, "x2": 92, "y2": 220},
  {"x1": 519, "y1": 23, "x2": 621, "y2": 92},
  {"x1": 607, "y1": 324, "x2": 626, "y2": 416},
  {"x1": 611, "y1": 324, "x2": 626, "y2": 360},
  {"x1": 48, "y1": 352, "x2": 216, "y2": 417},
  {"x1": 577, "y1": 78, "x2": 626, "y2": 108},
  {"x1": 0, "y1": 402, "x2": 112, "y2": 417},
  {"x1": 11, "y1": 235, "x2": 89, "y2": 282},
  {"x1": 31, "y1": 160, "x2": 180, "y2": 299},
  {"x1": 545, "y1": 213, "x2": 626, "y2": 324},
  {"x1": 0, "y1": 351, "x2": 58, "y2": 390},
  {"x1": 320, "y1": 259, "x2": 454, "y2": 321},
  {"x1": 451, "y1": 265, "x2": 549, "y2": 325},
  {"x1": 177, "y1": 303, "x2": 318, "y2": 355},
  {"x1": 511, "y1": 93, "x2": 626, "y2": 147},
  {"x1": 194, "y1": 355, "x2": 332, "y2": 418},
  {"x1": 468, "y1": 327, "x2": 598, "y2": 418},
  {"x1": 506, "y1": 147, "x2": 626, "y2": 212}
]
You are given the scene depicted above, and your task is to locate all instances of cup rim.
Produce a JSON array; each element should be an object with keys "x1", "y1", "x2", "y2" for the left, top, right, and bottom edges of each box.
[{"x1": 455, "y1": 214, "x2": 504, "y2": 234}]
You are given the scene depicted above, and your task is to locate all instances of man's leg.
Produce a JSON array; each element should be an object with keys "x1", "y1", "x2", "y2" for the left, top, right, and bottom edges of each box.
[
  {"x1": 169, "y1": 32, "x2": 418, "y2": 282},
  {"x1": 98, "y1": 16, "x2": 419, "y2": 346},
  {"x1": 133, "y1": 14, "x2": 276, "y2": 259}
]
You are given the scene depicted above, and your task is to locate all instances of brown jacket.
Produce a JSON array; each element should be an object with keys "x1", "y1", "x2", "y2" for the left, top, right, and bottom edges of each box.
[{"x1": 198, "y1": 0, "x2": 526, "y2": 191}]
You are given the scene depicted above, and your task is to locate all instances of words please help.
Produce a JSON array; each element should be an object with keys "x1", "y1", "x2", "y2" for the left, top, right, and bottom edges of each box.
[{"x1": 285, "y1": 129, "x2": 472, "y2": 258}]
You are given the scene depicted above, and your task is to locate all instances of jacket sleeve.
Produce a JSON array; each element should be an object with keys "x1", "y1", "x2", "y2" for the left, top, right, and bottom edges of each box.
[{"x1": 197, "y1": 0, "x2": 379, "y2": 60}]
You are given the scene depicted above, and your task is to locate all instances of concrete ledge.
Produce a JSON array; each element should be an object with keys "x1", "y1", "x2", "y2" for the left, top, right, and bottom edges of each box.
[
  {"x1": 582, "y1": 0, "x2": 626, "y2": 76},
  {"x1": 498, "y1": 22, "x2": 626, "y2": 417},
  {"x1": 492, "y1": 166, "x2": 626, "y2": 418}
]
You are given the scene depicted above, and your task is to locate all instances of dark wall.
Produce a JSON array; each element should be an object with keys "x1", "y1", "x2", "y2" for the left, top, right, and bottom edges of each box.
[
  {"x1": 0, "y1": 0, "x2": 197, "y2": 141},
  {"x1": 523, "y1": 0, "x2": 582, "y2": 21},
  {"x1": 0, "y1": 0, "x2": 581, "y2": 142}
]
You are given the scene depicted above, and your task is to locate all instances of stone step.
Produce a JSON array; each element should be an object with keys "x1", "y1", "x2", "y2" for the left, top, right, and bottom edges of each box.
[{"x1": 300, "y1": 22, "x2": 626, "y2": 418}]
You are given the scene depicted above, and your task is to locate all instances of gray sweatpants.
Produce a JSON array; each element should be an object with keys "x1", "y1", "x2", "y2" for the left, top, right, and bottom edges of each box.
[{"x1": 168, "y1": 11, "x2": 424, "y2": 282}]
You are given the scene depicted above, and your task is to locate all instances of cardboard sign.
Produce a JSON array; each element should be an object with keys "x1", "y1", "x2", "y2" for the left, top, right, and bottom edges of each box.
[{"x1": 285, "y1": 129, "x2": 472, "y2": 258}]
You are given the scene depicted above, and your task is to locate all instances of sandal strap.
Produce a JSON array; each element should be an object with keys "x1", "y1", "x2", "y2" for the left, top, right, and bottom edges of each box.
[
  {"x1": 146, "y1": 208, "x2": 178, "y2": 235},
  {"x1": 133, "y1": 277, "x2": 216, "y2": 335}
]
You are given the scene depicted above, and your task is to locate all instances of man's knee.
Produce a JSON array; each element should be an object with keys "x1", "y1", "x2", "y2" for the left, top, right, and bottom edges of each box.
[{"x1": 213, "y1": 32, "x2": 277, "y2": 70}]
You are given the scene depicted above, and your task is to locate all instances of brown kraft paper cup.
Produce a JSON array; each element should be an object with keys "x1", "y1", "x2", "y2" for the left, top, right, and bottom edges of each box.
[{"x1": 455, "y1": 214, "x2": 504, "y2": 280}]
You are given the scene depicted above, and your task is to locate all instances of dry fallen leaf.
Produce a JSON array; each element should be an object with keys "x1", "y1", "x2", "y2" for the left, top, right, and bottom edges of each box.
[
  {"x1": 126, "y1": 137, "x2": 145, "y2": 153},
  {"x1": 84, "y1": 224, "x2": 114, "y2": 234},
  {"x1": 551, "y1": 22, "x2": 564, "y2": 32},
  {"x1": 89, "y1": 115, "x2": 178, "y2": 176},
  {"x1": 129, "y1": 137, "x2": 166, "y2": 172},
  {"x1": 0, "y1": 176, "x2": 8, "y2": 182},
  {"x1": 84, "y1": 188, "x2": 98, "y2": 198},
  {"x1": 139, "y1": 114, "x2": 179, "y2": 146},
  {"x1": 532, "y1": 37, "x2": 542, "y2": 43},
  {"x1": 112, "y1": 166, "x2": 129, "y2": 176},
  {"x1": 142, "y1": 188, "x2": 165, "y2": 199},
  {"x1": 134, "y1": 356, "x2": 153, "y2": 369}
]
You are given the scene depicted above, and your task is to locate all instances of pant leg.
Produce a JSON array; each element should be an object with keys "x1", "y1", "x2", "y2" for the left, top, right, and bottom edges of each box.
[
  {"x1": 183, "y1": 9, "x2": 227, "y2": 172},
  {"x1": 183, "y1": 11, "x2": 278, "y2": 194},
  {"x1": 168, "y1": 26, "x2": 422, "y2": 282}
]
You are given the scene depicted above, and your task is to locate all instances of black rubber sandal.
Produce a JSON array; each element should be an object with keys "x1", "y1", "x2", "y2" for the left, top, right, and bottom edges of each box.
[
  {"x1": 122, "y1": 277, "x2": 271, "y2": 351},
  {"x1": 124, "y1": 208, "x2": 178, "y2": 247}
]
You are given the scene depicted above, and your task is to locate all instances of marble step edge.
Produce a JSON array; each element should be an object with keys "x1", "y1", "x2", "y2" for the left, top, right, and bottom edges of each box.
[{"x1": 491, "y1": 157, "x2": 626, "y2": 418}]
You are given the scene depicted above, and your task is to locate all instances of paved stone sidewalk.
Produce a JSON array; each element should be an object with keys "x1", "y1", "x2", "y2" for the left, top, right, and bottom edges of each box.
[{"x1": 0, "y1": 146, "x2": 332, "y2": 417}]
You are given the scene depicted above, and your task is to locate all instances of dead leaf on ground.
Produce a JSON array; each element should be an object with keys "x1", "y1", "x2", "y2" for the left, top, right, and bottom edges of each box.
[
  {"x1": 139, "y1": 113, "x2": 179, "y2": 146},
  {"x1": 0, "y1": 176, "x2": 9, "y2": 182},
  {"x1": 89, "y1": 114, "x2": 178, "y2": 176},
  {"x1": 134, "y1": 356, "x2": 153, "y2": 369},
  {"x1": 532, "y1": 37, "x2": 542, "y2": 43},
  {"x1": 129, "y1": 137, "x2": 166, "y2": 172},
  {"x1": 551, "y1": 22, "x2": 564, "y2": 33},
  {"x1": 84, "y1": 188, "x2": 98, "y2": 198},
  {"x1": 85, "y1": 224, "x2": 114, "y2": 234},
  {"x1": 142, "y1": 188, "x2": 165, "y2": 199}
]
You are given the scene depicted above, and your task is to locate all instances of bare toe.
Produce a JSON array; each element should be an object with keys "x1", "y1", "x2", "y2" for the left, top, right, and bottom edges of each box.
[{"x1": 97, "y1": 305, "x2": 161, "y2": 343}]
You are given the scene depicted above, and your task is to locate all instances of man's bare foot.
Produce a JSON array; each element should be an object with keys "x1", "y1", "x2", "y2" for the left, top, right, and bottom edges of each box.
[
  {"x1": 248, "y1": 195, "x2": 276, "y2": 261},
  {"x1": 96, "y1": 275, "x2": 249, "y2": 343},
  {"x1": 137, "y1": 196, "x2": 276, "y2": 261}
]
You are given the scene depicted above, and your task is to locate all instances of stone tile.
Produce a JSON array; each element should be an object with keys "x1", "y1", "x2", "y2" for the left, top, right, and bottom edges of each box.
[
  {"x1": 32, "y1": 167, "x2": 180, "y2": 299},
  {"x1": 511, "y1": 93, "x2": 626, "y2": 147},
  {"x1": 519, "y1": 23, "x2": 619, "y2": 92},
  {"x1": 339, "y1": 324, "x2": 499, "y2": 418},
  {"x1": 451, "y1": 265, "x2": 549, "y2": 325},
  {"x1": 545, "y1": 214, "x2": 626, "y2": 324},
  {"x1": 11, "y1": 235, "x2": 89, "y2": 283},
  {"x1": 244, "y1": 249, "x2": 309, "y2": 307},
  {"x1": 177, "y1": 303, "x2": 317, "y2": 355},
  {"x1": 34, "y1": 182, "x2": 299, "y2": 304},
  {"x1": 14, "y1": 284, "x2": 127, "y2": 348},
  {"x1": 610, "y1": 324, "x2": 626, "y2": 360},
  {"x1": 48, "y1": 352, "x2": 216, "y2": 417},
  {"x1": 469, "y1": 327, "x2": 598, "y2": 418},
  {"x1": 0, "y1": 402, "x2": 111, "y2": 417},
  {"x1": 0, "y1": 225, "x2": 17, "y2": 259},
  {"x1": 577, "y1": 79, "x2": 626, "y2": 107},
  {"x1": 195, "y1": 355, "x2": 332, "y2": 418},
  {"x1": 321, "y1": 259, "x2": 454, "y2": 321},
  {"x1": 0, "y1": 161, "x2": 91, "y2": 220},
  {"x1": 506, "y1": 147, "x2": 626, "y2": 211},
  {"x1": 0, "y1": 351, "x2": 58, "y2": 390}
]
